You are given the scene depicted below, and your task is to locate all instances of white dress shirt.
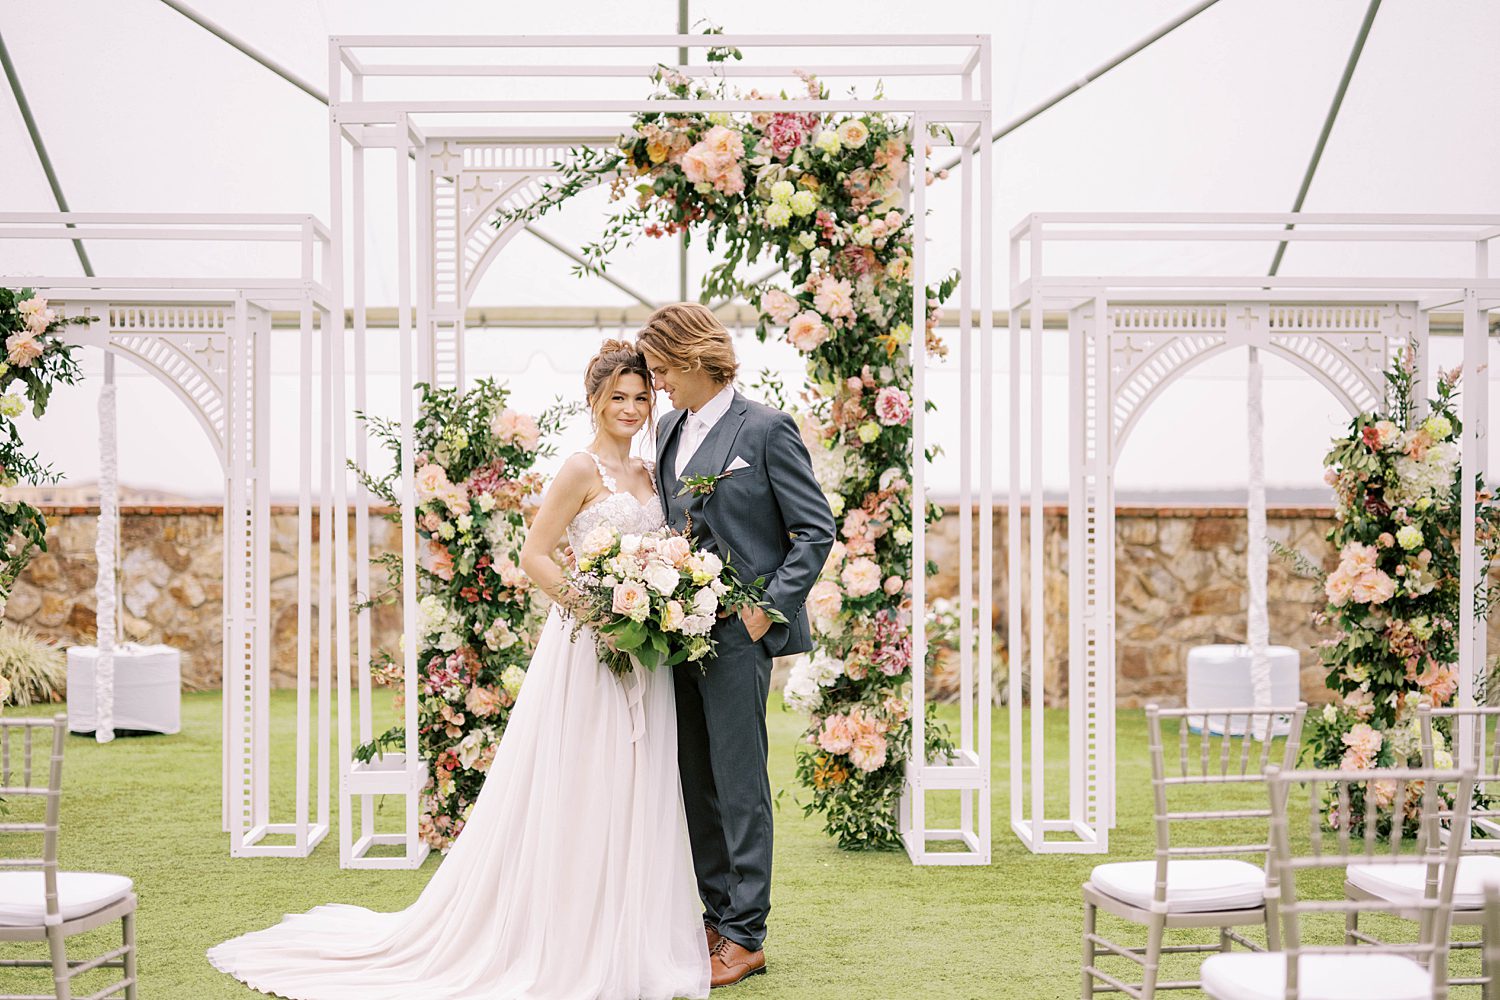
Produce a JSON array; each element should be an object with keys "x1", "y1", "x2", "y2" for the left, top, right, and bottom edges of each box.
[{"x1": 674, "y1": 384, "x2": 735, "y2": 479}]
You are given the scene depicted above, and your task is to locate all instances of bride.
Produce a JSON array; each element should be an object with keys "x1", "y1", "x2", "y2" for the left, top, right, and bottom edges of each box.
[{"x1": 209, "y1": 341, "x2": 710, "y2": 1000}]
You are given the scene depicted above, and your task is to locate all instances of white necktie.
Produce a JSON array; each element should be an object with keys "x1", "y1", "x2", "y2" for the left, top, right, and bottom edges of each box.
[{"x1": 675, "y1": 413, "x2": 704, "y2": 479}]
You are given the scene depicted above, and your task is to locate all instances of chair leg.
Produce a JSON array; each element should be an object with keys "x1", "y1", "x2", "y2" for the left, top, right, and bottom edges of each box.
[
  {"x1": 1481, "y1": 926, "x2": 1490, "y2": 1000},
  {"x1": 1345, "y1": 905, "x2": 1359, "y2": 947},
  {"x1": 47, "y1": 926, "x2": 71, "y2": 1000},
  {"x1": 1082, "y1": 899, "x2": 1096, "y2": 1000},
  {"x1": 123, "y1": 910, "x2": 137, "y2": 1000},
  {"x1": 1142, "y1": 915, "x2": 1164, "y2": 1000},
  {"x1": 1219, "y1": 926, "x2": 1232, "y2": 953}
]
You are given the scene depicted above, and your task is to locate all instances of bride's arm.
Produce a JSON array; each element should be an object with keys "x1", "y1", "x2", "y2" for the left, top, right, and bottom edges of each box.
[{"x1": 520, "y1": 453, "x2": 598, "y2": 606}]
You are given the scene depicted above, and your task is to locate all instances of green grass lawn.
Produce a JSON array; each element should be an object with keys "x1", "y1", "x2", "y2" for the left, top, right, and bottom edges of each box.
[{"x1": 0, "y1": 693, "x2": 1471, "y2": 999}]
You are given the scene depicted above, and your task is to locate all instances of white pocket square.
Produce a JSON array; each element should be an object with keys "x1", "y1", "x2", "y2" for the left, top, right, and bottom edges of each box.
[{"x1": 725, "y1": 456, "x2": 751, "y2": 472}]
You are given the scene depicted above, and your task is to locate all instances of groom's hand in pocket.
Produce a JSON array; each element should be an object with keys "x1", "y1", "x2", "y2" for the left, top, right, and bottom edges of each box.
[{"x1": 739, "y1": 606, "x2": 772, "y2": 642}]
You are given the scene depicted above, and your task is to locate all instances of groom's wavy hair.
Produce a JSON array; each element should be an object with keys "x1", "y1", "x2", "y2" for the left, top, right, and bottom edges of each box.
[
  {"x1": 584, "y1": 339, "x2": 654, "y2": 430},
  {"x1": 636, "y1": 303, "x2": 740, "y2": 385}
]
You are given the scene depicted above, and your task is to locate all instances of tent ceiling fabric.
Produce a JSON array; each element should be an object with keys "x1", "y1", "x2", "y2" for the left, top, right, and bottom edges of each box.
[
  {"x1": 2, "y1": 0, "x2": 1496, "y2": 304},
  {"x1": 2, "y1": 1, "x2": 1497, "y2": 503}
]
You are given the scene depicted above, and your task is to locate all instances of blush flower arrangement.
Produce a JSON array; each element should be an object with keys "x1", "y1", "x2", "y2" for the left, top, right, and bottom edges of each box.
[
  {"x1": 1287, "y1": 351, "x2": 1500, "y2": 834},
  {"x1": 498, "y1": 44, "x2": 958, "y2": 849},
  {"x1": 352, "y1": 379, "x2": 577, "y2": 851},
  {"x1": 0, "y1": 290, "x2": 87, "y2": 615},
  {"x1": 566, "y1": 523, "x2": 780, "y2": 675}
]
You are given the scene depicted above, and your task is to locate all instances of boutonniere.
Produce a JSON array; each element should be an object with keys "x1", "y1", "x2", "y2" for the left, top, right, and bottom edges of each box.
[{"x1": 676, "y1": 471, "x2": 732, "y2": 498}]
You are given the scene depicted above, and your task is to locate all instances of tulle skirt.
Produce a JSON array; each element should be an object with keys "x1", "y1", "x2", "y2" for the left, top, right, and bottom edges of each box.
[{"x1": 208, "y1": 608, "x2": 710, "y2": 1000}]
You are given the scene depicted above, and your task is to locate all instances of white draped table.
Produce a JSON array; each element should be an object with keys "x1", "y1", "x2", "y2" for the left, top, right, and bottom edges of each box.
[{"x1": 66, "y1": 644, "x2": 181, "y2": 736}]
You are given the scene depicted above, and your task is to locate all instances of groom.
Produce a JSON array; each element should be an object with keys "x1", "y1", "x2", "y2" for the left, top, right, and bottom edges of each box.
[{"x1": 638, "y1": 303, "x2": 835, "y2": 988}]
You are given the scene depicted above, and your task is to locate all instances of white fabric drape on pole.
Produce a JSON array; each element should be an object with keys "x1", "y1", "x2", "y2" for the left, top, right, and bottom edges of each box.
[
  {"x1": 1247, "y1": 346, "x2": 1272, "y2": 717},
  {"x1": 94, "y1": 352, "x2": 117, "y2": 743}
]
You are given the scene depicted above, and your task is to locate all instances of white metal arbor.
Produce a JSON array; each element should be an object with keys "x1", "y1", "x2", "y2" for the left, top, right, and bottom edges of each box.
[
  {"x1": 1007, "y1": 212, "x2": 1500, "y2": 853},
  {"x1": 0, "y1": 213, "x2": 335, "y2": 859},
  {"x1": 329, "y1": 33, "x2": 995, "y2": 867}
]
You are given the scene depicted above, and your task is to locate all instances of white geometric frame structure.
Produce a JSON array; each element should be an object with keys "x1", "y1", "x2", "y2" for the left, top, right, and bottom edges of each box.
[
  {"x1": 329, "y1": 33, "x2": 995, "y2": 868},
  {"x1": 1008, "y1": 212, "x2": 1500, "y2": 854},
  {"x1": 0, "y1": 213, "x2": 335, "y2": 858}
]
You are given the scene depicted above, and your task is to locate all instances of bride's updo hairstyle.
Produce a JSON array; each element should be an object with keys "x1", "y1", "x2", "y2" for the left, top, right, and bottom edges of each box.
[{"x1": 584, "y1": 339, "x2": 653, "y2": 430}]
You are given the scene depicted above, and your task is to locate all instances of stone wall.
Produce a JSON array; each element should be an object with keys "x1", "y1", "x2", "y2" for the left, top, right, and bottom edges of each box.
[
  {"x1": 924, "y1": 506, "x2": 1340, "y2": 708},
  {"x1": 5, "y1": 506, "x2": 402, "y2": 692},
  {"x1": 15, "y1": 504, "x2": 1497, "y2": 707}
]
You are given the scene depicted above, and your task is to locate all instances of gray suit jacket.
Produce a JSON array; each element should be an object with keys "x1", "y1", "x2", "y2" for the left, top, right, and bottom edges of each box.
[{"x1": 656, "y1": 391, "x2": 836, "y2": 657}]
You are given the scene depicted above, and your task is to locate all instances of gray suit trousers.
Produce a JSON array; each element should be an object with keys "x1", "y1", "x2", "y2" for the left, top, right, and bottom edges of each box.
[{"x1": 673, "y1": 613, "x2": 773, "y2": 953}]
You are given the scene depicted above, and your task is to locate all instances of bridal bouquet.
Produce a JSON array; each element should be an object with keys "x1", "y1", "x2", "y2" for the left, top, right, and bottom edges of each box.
[{"x1": 567, "y1": 525, "x2": 781, "y2": 675}]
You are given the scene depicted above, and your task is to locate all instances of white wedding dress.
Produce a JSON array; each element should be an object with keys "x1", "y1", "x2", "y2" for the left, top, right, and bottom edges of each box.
[{"x1": 209, "y1": 455, "x2": 710, "y2": 1000}]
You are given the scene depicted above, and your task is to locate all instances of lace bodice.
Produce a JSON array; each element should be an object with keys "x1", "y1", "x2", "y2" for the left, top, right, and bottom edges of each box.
[{"x1": 566, "y1": 452, "x2": 665, "y2": 551}]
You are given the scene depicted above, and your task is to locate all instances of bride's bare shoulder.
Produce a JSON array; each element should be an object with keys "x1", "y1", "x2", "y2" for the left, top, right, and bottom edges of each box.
[{"x1": 547, "y1": 453, "x2": 603, "y2": 497}]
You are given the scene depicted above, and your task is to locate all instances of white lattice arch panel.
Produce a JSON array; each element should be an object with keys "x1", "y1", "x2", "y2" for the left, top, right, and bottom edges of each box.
[
  {"x1": 424, "y1": 139, "x2": 612, "y2": 389},
  {"x1": 76, "y1": 306, "x2": 235, "y2": 466},
  {"x1": 1109, "y1": 302, "x2": 1412, "y2": 459}
]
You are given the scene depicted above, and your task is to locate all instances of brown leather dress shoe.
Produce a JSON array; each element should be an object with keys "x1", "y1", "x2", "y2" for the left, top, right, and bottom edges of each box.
[
  {"x1": 709, "y1": 938, "x2": 766, "y2": 988},
  {"x1": 704, "y1": 921, "x2": 723, "y2": 953}
]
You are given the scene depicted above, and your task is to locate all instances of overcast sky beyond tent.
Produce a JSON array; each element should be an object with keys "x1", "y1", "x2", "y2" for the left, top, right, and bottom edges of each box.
[{"x1": 2, "y1": 1, "x2": 1498, "y2": 500}]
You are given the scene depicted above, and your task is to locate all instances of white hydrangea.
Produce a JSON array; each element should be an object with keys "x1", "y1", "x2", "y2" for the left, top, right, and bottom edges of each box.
[
  {"x1": 419, "y1": 594, "x2": 454, "y2": 637},
  {"x1": 809, "y1": 438, "x2": 868, "y2": 495},
  {"x1": 500, "y1": 665, "x2": 526, "y2": 698},
  {"x1": 483, "y1": 516, "x2": 524, "y2": 563},
  {"x1": 782, "y1": 660, "x2": 824, "y2": 714},
  {"x1": 1388, "y1": 441, "x2": 1459, "y2": 509},
  {"x1": 806, "y1": 651, "x2": 845, "y2": 687},
  {"x1": 1385, "y1": 720, "x2": 1421, "y2": 765}
]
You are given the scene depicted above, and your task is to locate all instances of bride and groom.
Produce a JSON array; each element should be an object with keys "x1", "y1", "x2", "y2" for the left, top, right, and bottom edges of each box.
[{"x1": 209, "y1": 302, "x2": 837, "y2": 999}]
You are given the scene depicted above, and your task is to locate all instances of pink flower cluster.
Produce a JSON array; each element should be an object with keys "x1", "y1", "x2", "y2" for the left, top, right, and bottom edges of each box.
[
  {"x1": 762, "y1": 111, "x2": 819, "y2": 161},
  {"x1": 9, "y1": 297, "x2": 55, "y2": 367},
  {"x1": 415, "y1": 463, "x2": 470, "y2": 515},
  {"x1": 681, "y1": 125, "x2": 746, "y2": 196},
  {"x1": 491, "y1": 409, "x2": 541, "y2": 452},
  {"x1": 1407, "y1": 658, "x2": 1458, "y2": 705},
  {"x1": 816, "y1": 706, "x2": 891, "y2": 772},
  {"x1": 873, "y1": 386, "x2": 911, "y2": 427},
  {"x1": 1340, "y1": 723, "x2": 1383, "y2": 770},
  {"x1": 870, "y1": 609, "x2": 911, "y2": 677},
  {"x1": 1324, "y1": 541, "x2": 1395, "y2": 606},
  {"x1": 420, "y1": 647, "x2": 480, "y2": 700}
]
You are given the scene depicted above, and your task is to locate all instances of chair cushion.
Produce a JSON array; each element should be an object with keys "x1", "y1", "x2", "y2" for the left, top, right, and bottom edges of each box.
[
  {"x1": 0, "y1": 872, "x2": 133, "y2": 926},
  {"x1": 1089, "y1": 859, "x2": 1266, "y2": 913},
  {"x1": 1347, "y1": 854, "x2": 1500, "y2": 910},
  {"x1": 1201, "y1": 952, "x2": 1432, "y2": 1000}
]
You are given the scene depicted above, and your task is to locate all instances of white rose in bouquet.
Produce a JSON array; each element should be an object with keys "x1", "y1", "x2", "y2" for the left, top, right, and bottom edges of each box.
[
  {"x1": 580, "y1": 524, "x2": 617, "y2": 560},
  {"x1": 611, "y1": 581, "x2": 652, "y2": 622},
  {"x1": 682, "y1": 613, "x2": 715, "y2": 636},
  {"x1": 662, "y1": 600, "x2": 687, "y2": 633},
  {"x1": 645, "y1": 562, "x2": 681, "y2": 595},
  {"x1": 692, "y1": 587, "x2": 719, "y2": 617}
]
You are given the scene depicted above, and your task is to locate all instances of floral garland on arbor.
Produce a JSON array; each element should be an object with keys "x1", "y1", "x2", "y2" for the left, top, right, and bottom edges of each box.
[
  {"x1": 353, "y1": 380, "x2": 576, "y2": 850},
  {"x1": 0, "y1": 290, "x2": 86, "y2": 616},
  {"x1": 502, "y1": 61, "x2": 958, "y2": 848},
  {"x1": 1291, "y1": 352, "x2": 1500, "y2": 832}
]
